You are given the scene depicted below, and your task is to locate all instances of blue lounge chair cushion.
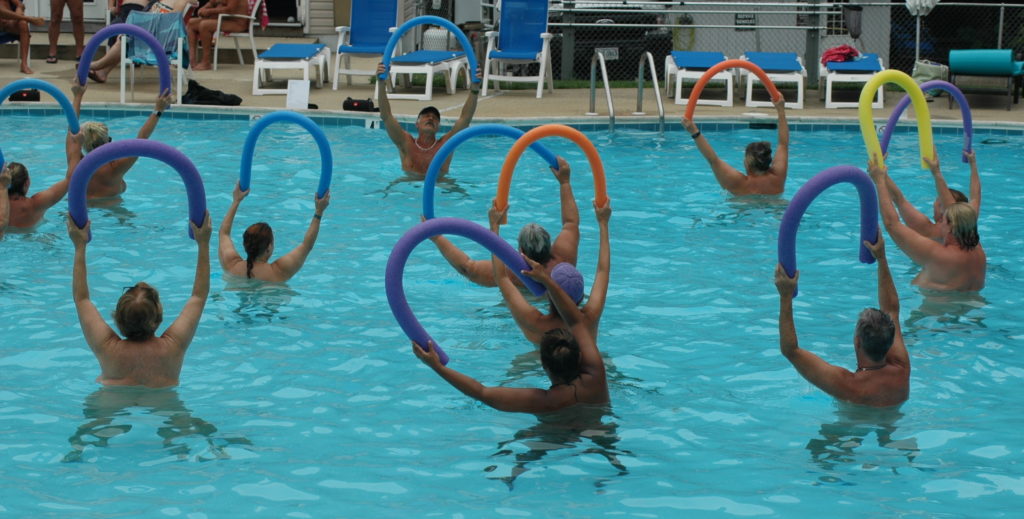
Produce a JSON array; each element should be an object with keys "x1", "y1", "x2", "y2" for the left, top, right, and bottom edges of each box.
[
  {"x1": 339, "y1": 44, "x2": 385, "y2": 55},
  {"x1": 489, "y1": 49, "x2": 540, "y2": 61},
  {"x1": 745, "y1": 52, "x2": 802, "y2": 72},
  {"x1": 671, "y1": 51, "x2": 726, "y2": 70},
  {"x1": 259, "y1": 43, "x2": 326, "y2": 60},
  {"x1": 392, "y1": 50, "x2": 465, "y2": 65},
  {"x1": 826, "y1": 53, "x2": 882, "y2": 72}
]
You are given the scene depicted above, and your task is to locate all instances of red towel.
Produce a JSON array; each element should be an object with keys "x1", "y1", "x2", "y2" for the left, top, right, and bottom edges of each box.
[{"x1": 820, "y1": 45, "x2": 860, "y2": 66}]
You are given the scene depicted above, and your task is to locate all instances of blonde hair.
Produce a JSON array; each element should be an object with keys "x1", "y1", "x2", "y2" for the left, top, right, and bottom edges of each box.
[
  {"x1": 81, "y1": 121, "x2": 110, "y2": 152},
  {"x1": 944, "y1": 202, "x2": 979, "y2": 251}
]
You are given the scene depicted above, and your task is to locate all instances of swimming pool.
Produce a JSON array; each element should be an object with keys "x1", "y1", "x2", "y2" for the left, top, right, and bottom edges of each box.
[{"x1": 1, "y1": 109, "x2": 1022, "y2": 517}]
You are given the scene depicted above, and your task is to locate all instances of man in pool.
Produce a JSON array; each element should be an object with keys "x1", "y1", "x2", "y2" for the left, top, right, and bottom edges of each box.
[
  {"x1": 67, "y1": 213, "x2": 212, "y2": 388},
  {"x1": 375, "y1": 63, "x2": 480, "y2": 177},
  {"x1": 869, "y1": 155, "x2": 985, "y2": 292},
  {"x1": 883, "y1": 149, "x2": 981, "y2": 242},
  {"x1": 412, "y1": 255, "x2": 609, "y2": 414},
  {"x1": 489, "y1": 197, "x2": 609, "y2": 346},
  {"x1": 681, "y1": 95, "x2": 788, "y2": 196},
  {"x1": 71, "y1": 80, "x2": 173, "y2": 200},
  {"x1": 427, "y1": 156, "x2": 579, "y2": 287},
  {"x1": 217, "y1": 182, "x2": 330, "y2": 282},
  {"x1": 5, "y1": 121, "x2": 83, "y2": 230},
  {"x1": 774, "y1": 231, "x2": 910, "y2": 408}
]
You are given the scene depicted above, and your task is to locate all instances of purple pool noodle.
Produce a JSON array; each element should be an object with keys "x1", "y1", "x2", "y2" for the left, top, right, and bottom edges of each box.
[
  {"x1": 777, "y1": 165, "x2": 879, "y2": 297},
  {"x1": 76, "y1": 23, "x2": 171, "y2": 96},
  {"x1": 68, "y1": 139, "x2": 206, "y2": 240},
  {"x1": 423, "y1": 124, "x2": 559, "y2": 219},
  {"x1": 880, "y1": 80, "x2": 972, "y2": 163},
  {"x1": 379, "y1": 15, "x2": 480, "y2": 84},
  {"x1": 386, "y1": 217, "x2": 545, "y2": 365}
]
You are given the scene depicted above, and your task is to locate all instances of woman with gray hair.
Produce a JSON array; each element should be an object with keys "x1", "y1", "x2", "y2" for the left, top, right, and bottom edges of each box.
[{"x1": 427, "y1": 156, "x2": 580, "y2": 287}]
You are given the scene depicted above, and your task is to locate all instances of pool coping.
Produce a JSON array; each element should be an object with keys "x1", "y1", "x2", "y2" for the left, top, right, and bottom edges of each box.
[{"x1": 4, "y1": 103, "x2": 1023, "y2": 136}]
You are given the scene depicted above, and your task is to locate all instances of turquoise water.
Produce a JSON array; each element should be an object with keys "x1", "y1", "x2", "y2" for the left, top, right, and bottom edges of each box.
[{"x1": 1, "y1": 112, "x2": 1022, "y2": 517}]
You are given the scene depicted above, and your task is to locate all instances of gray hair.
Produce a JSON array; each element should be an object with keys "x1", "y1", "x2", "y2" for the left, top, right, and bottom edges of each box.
[
  {"x1": 855, "y1": 308, "x2": 895, "y2": 362},
  {"x1": 517, "y1": 223, "x2": 552, "y2": 264}
]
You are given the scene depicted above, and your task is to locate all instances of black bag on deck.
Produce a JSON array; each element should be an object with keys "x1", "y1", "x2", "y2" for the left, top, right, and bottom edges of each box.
[
  {"x1": 7, "y1": 89, "x2": 40, "y2": 102},
  {"x1": 182, "y1": 80, "x2": 242, "y2": 106},
  {"x1": 343, "y1": 97, "x2": 377, "y2": 112}
]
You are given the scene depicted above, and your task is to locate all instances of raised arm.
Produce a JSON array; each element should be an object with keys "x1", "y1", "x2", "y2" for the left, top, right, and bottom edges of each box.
[
  {"x1": 162, "y1": 213, "x2": 211, "y2": 352},
  {"x1": 270, "y1": 191, "x2": 330, "y2": 281},
  {"x1": 863, "y1": 232, "x2": 908, "y2": 368},
  {"x1": 376, "y1": 63, "x2": 408, "y2": 149},
  {"x1": 135, "y1": 93, "x2": 172, "y2": 140},
  {"x1": 67, "y1": 219, "x2": 119, "y2": 352},
  {"x1": 582, "y1": 200, "x2": 611, "y2": 323},
  {"x1": 682, "y1": 117, "x2": 746, "y2": 193},
  {"x1": 549, "y1": 156, "x2": 580, "y2": 266},
  {"x1": 966, "y1": 150, "x2": 981, "y2": 216},
  {"x1": 447, "y1": 68, "x2": 481, "y2": 135},
  {"x1": 775, "y1": 264, "x2": 857, "y2": 400},
  {"x1": 412, "y1": 340, "x2": 573, "y2": 413},
  {"x1": 885, "y1": 174, "x2": 936, "y2": 238},
  {"x1": 869, "y1": 155, "x2": 943, "y2": 267},
  {"x1": 489, "y1": 205, "x2": 544, "y2": 339},
  {"x1": 217, "y1": 182, "x2": 247, "y2": 271},
  {"x1": 770, "y1": 95, "x2": 789, "y2": 180},
  {"x1": 924, "y1": 150, "x2": 957, "y2": 211}
]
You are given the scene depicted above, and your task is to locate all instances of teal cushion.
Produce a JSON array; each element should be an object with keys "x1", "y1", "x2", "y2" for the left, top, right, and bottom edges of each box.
[{"x1": 949, "y1": 49, "x2": 1014, "y2": 76}]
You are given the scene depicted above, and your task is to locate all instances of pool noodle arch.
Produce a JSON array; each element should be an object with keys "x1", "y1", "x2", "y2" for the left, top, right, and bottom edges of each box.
[
  {"x1": 858, "y1": 69, "x2": 933, "y2": 168},
  {"x1": 496, "y1": 124, "x2": 608, "y2": 212},
  {"x1": 68, "y1": 139, "x2": 206, "y2": 240},
  {"x1": 881, "y1": 80, "x2": 972, "y2": 163},
  {"x1": 379, "y1": 15, "x2": 480, "y2": 84},
  {"x1": 386, "y1": 217, "x2": 546, "y2": 366},
  {"x1": 777, "y1": 165, "x2": 879, "y2": 297},
  {"x1": 423, "y1": 124, "x2": 559, "y2": 219},
  {"x1": 684, "y1": 59, "x2": 781, "y2": 120},
  {"x1": 0, "y1": 79, "x2": 80, "y2": 134},
  {"x1": 239, "y1": 111, "x2": 332, "y2": 198},
  {"x1": 76, "y1": 23, "x2": 171, "y2": 96}
]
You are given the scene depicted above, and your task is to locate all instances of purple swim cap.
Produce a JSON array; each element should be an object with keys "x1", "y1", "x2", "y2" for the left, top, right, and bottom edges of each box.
[{"x1": 551, "y1": 262, "x2": 584, "y2": 304}]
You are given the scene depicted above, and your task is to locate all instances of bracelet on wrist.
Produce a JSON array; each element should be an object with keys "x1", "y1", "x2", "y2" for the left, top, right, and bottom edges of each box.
[
  {"x1": 313, "y1": 213, "x2": 322, "y2": 220},
  {"x1": 152, "y1": 110, "x2": 163, "y2": 117},
  {"x1": 690, "y1": 131, "x2": 701, "y2": 140}
]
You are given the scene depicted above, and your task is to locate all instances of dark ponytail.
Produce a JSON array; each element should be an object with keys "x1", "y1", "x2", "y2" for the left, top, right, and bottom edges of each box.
[{"x1": 242, "y1": 222, "x2": 273, "y2": 278}]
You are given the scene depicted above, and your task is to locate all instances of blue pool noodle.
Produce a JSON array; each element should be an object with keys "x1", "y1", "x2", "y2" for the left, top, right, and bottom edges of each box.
[
  {"x1": 239, "y1": 111, "x2": 333, "y2": 198},
  {"x1": 379, "y1": 16, "x2": 480, "y2": 84},
  {"x1": 423, "y1": 124, "x2": 559, "y2": 219}
]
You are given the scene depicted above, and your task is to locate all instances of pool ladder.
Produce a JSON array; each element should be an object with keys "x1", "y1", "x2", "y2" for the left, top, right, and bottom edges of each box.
[{"x1": 587, "y1": 51, "x2": 665, "y2": 133}]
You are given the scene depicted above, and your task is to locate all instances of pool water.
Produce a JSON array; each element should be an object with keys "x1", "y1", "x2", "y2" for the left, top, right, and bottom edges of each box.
[{"x1": 1, "y1": 112, "x2": 1022, "y2": 517}]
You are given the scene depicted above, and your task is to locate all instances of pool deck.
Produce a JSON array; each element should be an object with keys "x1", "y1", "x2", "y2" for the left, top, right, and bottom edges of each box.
[{"x1": 3, "y1": 36, "x2": 1022, "y2": 127}]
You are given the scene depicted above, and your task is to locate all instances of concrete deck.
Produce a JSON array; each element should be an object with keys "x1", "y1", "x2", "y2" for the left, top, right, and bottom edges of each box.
[{"x1": 3, "y1": 36, "x2": 1022, "y2": 126}]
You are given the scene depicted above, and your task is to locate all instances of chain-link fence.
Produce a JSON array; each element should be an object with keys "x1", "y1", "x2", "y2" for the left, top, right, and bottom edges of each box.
[{"x1": 401, "y1": 1, "x2": 1023, "y2": 87}]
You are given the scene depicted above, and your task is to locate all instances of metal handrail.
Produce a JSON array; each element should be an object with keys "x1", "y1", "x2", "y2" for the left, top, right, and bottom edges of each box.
[
  {"x1": 587, "y1": 51, "x2": 615, "y2": 132},
  {"x1": 634, "y1": 51, "x2": 664, "y2": 133}
]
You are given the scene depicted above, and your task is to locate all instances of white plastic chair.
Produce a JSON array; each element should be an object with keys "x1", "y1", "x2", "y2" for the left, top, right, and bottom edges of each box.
[{"x1": 213, "y1": 0, "x2": 261, "y2": 70}]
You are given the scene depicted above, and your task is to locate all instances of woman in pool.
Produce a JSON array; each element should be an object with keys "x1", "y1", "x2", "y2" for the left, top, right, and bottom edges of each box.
[
  {"x1": 883, "y1": 149, "x2": 981, "y2": 242},
  {"x1": 218, "y1": 182, "x2": 330, "y2": 283},
  {"x1": 681, "y1": 95, "x2": 789, "y2": 196},
  {"x1": 71, "y1": 80, "x2": 173, "y2": 200},
  {"x1": 67, "y1": 213, "x2": 211, "y2": 388}
]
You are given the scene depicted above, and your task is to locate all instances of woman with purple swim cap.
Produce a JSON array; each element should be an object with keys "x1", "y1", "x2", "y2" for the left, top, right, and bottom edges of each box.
[{"x1": 490, "y1": 198, "x2": 611, "y2": 346}]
